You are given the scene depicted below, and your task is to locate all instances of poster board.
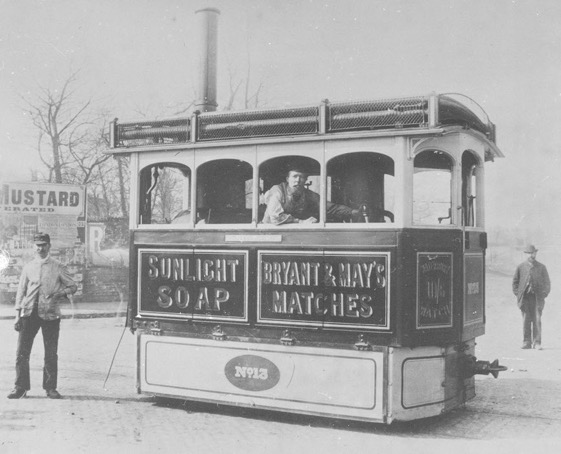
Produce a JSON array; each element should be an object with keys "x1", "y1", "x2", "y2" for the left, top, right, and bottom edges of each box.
[{"x1": 0, "y1": 182, "x2": 86, "y2": 303}]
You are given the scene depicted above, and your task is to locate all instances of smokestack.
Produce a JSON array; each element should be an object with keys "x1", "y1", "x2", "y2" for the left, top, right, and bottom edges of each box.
[{"x1": 194, "y1": 7, "x2": 220, "y2": 112}]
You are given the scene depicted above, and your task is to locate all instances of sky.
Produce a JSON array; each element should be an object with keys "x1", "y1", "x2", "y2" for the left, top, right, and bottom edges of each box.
[{"x1": 1, "y1": 0, "x2": 561, "y2": 246}]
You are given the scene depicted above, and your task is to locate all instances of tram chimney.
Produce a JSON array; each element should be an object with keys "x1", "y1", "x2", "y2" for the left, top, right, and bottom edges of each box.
[{"x1": 194, "y1": 7, "x2": 220, "y2": 112}]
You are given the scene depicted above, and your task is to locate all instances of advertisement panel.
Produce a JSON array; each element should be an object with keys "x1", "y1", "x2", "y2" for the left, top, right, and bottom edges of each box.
[
  {"x1": 258, "y1": 250, "x2": 390, "y2": 330},
  {"x1": 464, "y1": 253, "x2": 484, "y2": 325},
  {"x1": 0, "y1": 182, "x2": 86, "y2": 303},
  {"x1": 416, "y1": 252, "x2": 453, "y2": 329},
  {"x1": 137, "y1": 248, "x2": 248, "y2": 321}
]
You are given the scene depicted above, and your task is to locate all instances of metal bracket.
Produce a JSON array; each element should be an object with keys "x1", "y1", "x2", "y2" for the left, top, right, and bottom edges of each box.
[
  {"x1": 149, "y1": 321, "x2": 162, "y2": 336},
  {"x1": 212, "y1": 325, "x2": 227, "y2": 341},
  {"x1": 133, "y1": 319, "x2": 162, "y2": 335},
  {"x1": 280, "y1": 329, "x2": 295, "y2": 346},
  {"x1": 408, "y1": 136, "x2": 434, "y2": 161},
  {"x1": 354, "y1": 334, "x2": 372, "y2": 351},
  {"x1": 454, "y1": 343, "x2": 470, "y2": 353}
]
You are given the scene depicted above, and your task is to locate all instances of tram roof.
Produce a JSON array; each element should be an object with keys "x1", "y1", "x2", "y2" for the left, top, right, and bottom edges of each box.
[{"x1": 108, "y1": 93, "x2": 503, "y2": 160}]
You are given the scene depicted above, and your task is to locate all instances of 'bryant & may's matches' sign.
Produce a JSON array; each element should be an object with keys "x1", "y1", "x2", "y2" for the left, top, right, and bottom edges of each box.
[{"x1": 258, "y1": 250, "x2": 389, "y2": 330}]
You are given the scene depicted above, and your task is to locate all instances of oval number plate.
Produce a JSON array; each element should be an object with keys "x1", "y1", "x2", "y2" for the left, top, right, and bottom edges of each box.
[{"x1": 225, "y1": 354, "x2": 281, "y2": 392}]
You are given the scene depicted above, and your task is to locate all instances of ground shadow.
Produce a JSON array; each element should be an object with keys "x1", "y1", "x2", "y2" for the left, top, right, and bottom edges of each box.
[
  {"x1": 150, "y1": 379, "x2": 561, "y2": 441},
  {"x1": 151, "y1": 397, "x2": 470, "y2": 437}
]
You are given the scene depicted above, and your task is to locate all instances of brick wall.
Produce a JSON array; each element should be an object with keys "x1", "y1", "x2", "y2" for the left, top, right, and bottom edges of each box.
[{"x1": 80, "y1": 266, "x2": 129, "y2": 303}]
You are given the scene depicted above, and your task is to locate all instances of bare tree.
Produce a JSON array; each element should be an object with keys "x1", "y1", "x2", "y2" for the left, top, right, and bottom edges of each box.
[
  {"x1": 22, "y1": 73, "x2": 131, "y2": 220},
  {"x1": 116, "y1": 156, "x2": 129, "y2": 218},
  {"x1": 223, "y1": 55, "x2": 265, "y2": 111},
  {"x1": 65, "y1": 117, "x2": 113, "y2": 186},
  {"x1": 23, "y1": 72, "x2": 91, "y2": 184}
]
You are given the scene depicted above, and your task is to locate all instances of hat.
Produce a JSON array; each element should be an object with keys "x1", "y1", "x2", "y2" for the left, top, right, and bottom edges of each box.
[
  {"x1": 33, "y1": 233, "x2": 50, "y2": 245},
  {"x1": 523, "y1": 244, "x2": 538, "y2": 254},
  {"x1": 285, "y1": 162, "x2": 309, "y2": 176},
  {"x1": 285, "y1": 159, "x2": 318, "y2": 177}
]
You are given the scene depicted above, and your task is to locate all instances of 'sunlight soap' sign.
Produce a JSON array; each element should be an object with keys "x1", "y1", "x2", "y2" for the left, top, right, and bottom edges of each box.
[{"x1": 138, "y1": 249, "x2": 248, "y2": 321}]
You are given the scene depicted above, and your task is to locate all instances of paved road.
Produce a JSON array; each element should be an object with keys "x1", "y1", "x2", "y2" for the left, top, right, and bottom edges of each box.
[{"x1": 1, "y1": 272, "x2": 560, "y2": 454}]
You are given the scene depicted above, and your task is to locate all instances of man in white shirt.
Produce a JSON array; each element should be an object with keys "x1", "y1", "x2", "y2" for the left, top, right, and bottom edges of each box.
[{"x1": 7, "y1": 233, "x2": 77, "y2": 399}]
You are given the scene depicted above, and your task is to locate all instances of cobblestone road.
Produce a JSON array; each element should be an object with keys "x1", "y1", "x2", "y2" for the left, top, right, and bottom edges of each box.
[{"x1": 1, "y1": 272, "x2": 561, "y2": 454}]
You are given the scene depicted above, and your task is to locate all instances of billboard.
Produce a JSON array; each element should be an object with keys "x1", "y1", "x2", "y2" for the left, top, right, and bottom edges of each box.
[{"x1": 0, "y1": 182, "x2": 87, "y2": 303}]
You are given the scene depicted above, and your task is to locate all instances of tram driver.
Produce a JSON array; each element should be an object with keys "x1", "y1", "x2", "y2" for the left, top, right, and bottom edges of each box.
[{"x1": 262, "y1": 164, "x2": 362, "y2": 225}]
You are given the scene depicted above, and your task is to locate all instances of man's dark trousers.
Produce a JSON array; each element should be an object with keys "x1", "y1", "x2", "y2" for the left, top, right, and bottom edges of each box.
[
  {"x1": 522, "y1": 293, "x2": 542, "y2": 347},
  {"x1": 15, "y1": 306, "x2": 60, "y2": 391}
]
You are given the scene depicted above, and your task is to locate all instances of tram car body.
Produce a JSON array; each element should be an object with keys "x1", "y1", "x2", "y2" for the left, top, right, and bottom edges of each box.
[{"x1": 109, "y1": 91, "x2": 504, "y2": 423}]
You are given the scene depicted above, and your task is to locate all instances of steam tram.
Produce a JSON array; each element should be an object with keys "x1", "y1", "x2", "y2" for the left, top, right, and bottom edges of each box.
[{"x1": 109, "y1": 92, "x2": 505, "y2": 423}]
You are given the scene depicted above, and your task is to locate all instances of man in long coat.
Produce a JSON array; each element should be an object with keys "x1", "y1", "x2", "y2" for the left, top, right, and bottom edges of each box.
[{"x1": 512, "y1": 245, "x2": 551, "y2": 349}]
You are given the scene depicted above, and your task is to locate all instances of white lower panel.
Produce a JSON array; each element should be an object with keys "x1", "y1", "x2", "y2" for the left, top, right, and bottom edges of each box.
[
  {"x1": 388, "y1": 346, "x2": 447, "y2": 422},
  {"x1": 139, "y1": 335, "x2": 384, "y2": 421},
  {"x1": 402, "y1": 357, "x2": 445, "y2": 408}
]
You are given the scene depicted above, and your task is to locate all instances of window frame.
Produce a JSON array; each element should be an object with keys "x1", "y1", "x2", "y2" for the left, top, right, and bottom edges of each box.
[
  {"x1": 137, "y1": 161, "x2": 193, "y2": 229},
  {"x1": 461, "y1": 150, "x2": 483, "y2": 229},
  {"x1": 132, "y1": 146, "x2": 401, "y2": 230},
  {"x1": 412, "y1": 148, "x2": 456, "y2": 227},
  {"x1": 194, "y1": 157, "x2": 255, "y2": 228}
]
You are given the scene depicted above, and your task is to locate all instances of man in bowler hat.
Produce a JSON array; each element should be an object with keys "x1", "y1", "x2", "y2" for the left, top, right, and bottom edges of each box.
[
  {"x1": 7, "y1": 233, "x2": 77, "y2": 399},
  {"x1": 512, "y1": 245, "x2": 551, "y2": 350}
]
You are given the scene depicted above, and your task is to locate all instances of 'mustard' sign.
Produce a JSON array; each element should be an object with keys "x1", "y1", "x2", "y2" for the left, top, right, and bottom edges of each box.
[{"x1": 0, "y1": 183, "x2": 85, "y2": 216}]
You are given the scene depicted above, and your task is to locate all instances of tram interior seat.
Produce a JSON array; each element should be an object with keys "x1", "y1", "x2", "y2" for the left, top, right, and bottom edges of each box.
[
  {"x1": 205, "y1": 208, "x2": 253, "y2": 224},
  {"x1": 369, "y1": 208, "x2": 394, "y2": 223}
]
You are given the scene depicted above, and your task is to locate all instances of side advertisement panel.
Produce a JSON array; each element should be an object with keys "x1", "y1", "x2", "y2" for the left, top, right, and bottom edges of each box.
[
  {"x1": 137, "y1": 249, "x2": 248, "y2": 321},
  {"x1": 464, "y1": 253, "x2": 484, "y2": 325},
  {"x1": 416, "y1": 252, "x2": 453, "y2": 329},
  {"x1": 258, "y1": 250, "x2": 390, "y2": 330}
]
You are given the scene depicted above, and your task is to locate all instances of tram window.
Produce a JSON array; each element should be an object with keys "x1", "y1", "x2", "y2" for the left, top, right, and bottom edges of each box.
[
  {"x1": 196, "y1": 159, "x2": 253, "y2": 224},
  {"x1": 462, "y1": 151, "x2": 479, "y2": 227},
  {"x1": 139, "y1": 163, "x2": 191, "y2": 225},
  {"x1": 259, "y1": 157, "x2": 320, "y2": 225},
  {"x1": 413, "y1": 150, "x2": 453, "y2": 225},
  {"x1": 327, "y1": 152, "x2": 395, "y2": 223}
]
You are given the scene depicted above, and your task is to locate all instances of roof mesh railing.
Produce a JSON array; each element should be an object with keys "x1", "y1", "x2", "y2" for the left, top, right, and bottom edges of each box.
[
  {"x1": 328, "y1": 96, "x2": 429, "y2": 132},
  {"x1": 115, "y1": 118, "x2": 190, "y2": 147},
  {"x1": 111, "y1": 94, "x2": 498, "y2": 149},
  {"x1": 197, "y1": 106, "x2": 319, "y2": 141}
]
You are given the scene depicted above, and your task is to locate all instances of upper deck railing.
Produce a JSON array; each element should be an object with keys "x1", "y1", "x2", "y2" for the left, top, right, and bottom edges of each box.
[{"x1": 109, "y1": 93, "x2": 496, "y2": 149}]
